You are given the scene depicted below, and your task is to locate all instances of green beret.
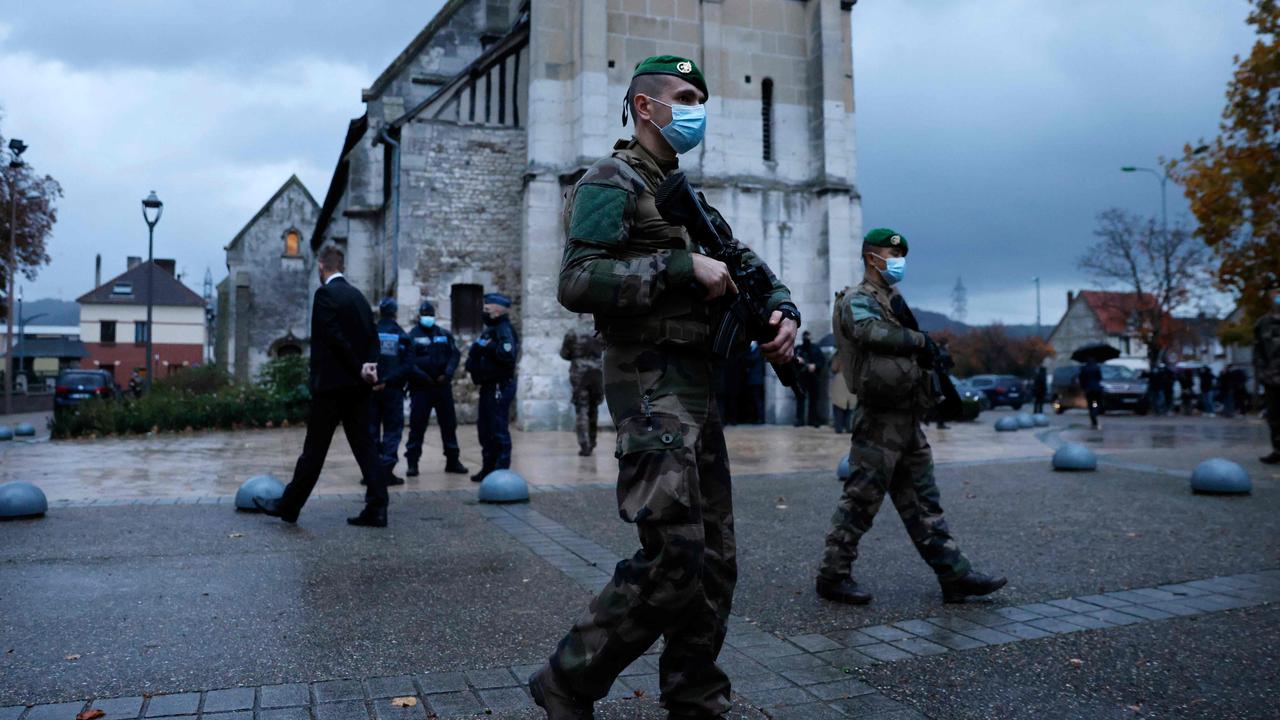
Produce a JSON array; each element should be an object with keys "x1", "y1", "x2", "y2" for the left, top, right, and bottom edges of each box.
[
  {"x1": 864, "y1": 227, "x2": 908, "y2": 256},
  {"x1": 632, "y1": 55, "x2": 709, "y2": 99}
]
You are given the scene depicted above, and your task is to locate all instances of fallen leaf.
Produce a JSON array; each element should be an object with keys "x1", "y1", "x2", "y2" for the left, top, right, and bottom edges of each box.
[
  {"x1": 631, "y1": 689, "x2": 645, "y2": 698},
  {"x1": 390, "y1": 697, "x2": 417, "y2": 708},
  {"x1": 1068, "y1": 658, "x2": 1083, "y2": 668},
  {"x1": 228, "y1": 533, "x2": 244, "y2": 539},
  {"x1": 77, "y1": 710, "x2": 105, "y2": 720},
  {"x1": 65, "y1": 654, "x2": 81, "y2": 661}
]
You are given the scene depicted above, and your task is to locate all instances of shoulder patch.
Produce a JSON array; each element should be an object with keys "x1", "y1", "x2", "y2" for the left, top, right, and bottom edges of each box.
[
  {"x1": 847, "y1": 292, "x2": 884, "y2": 323},
  {"x1": 569, "y1": 183, "x2": 629, "y2": 245}
]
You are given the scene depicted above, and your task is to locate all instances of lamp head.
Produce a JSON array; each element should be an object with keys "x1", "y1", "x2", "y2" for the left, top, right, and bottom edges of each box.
[
  {"x1": 141, "y1": 190, "x2": 163, "y2": 226},
  {"x1": 1120, "y1": 166, "x2": 1137, "y2": 172},
  {"x1": 8, "y1": 139, "x2": 26, "y2": 156}
]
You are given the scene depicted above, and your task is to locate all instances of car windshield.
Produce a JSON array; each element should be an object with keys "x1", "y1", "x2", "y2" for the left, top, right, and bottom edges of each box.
[
  {"x1": 970, "y1": 378, "x2": 993, "y2": 387},
  {"x1": 1101, "y1": 365, "x2": 1137, "y2": 381},
  {"x1": 60, "y1": 373, "x2": 106, "y2": 388}
]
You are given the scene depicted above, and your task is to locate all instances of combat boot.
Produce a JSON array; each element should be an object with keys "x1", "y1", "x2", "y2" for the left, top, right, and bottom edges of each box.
[
  {"x1": 406, "y1": 463, "x2": 420, "y2": 477},
  {"x1": 1260, "y1": 452, "x2": 1280, "y2": 465},
  {"x1": 528, "y1": 666, "x2": 594, "y2": 719},
  {"x1": 816, "y1": 577, "x2": 873, "y2": 605},
  {"x1": 445, "y1": 456, "x2": 469, "y2": 474},
  {"x1": 940, "y1": 570, "x2": 1007, "y2": 603},
  {"x1": 471, "y1": 466, "x2": 493, "y2": 483}
]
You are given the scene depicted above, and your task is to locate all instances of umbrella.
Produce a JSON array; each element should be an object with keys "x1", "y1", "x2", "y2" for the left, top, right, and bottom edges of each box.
[{"x1": 1071, "y1": 343, "x2": 1120, "y2": 363}]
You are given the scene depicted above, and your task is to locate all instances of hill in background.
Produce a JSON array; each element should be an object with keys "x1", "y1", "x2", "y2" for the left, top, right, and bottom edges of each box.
[
  {"x1": 915, "y1": 308, "x2": 1050, "y2": 340},
  {"x1": 15, "y1": 298, "x2": 79, "y2": 326}
]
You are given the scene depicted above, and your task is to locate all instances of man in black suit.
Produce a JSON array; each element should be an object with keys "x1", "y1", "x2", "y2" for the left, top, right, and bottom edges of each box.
[{"x1": 256, "y1": 245, "x2": 390, "y2": 528}]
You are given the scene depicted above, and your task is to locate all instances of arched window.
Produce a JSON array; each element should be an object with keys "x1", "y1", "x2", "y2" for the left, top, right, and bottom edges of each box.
[
  {"x1": 284, "y1": 230, "x2": 301, "y2": 257},
  {"x1": 761, "y1": 78, "x2": 774, "y2": 162},
  {"x1": 275, "y1": 343, "x2": 303, "y2": 357}
]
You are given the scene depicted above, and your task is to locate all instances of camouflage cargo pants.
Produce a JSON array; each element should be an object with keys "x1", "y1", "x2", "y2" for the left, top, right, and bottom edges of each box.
[
  {"x1": 572, "y1": 371, "x2": 604, "y2": 451},
  {"x1": 549, "y1": 343, "x2": 736, "y2": 717},
  {"x1": 819, "y1": 407, "x2": 971, "y2": 582}
]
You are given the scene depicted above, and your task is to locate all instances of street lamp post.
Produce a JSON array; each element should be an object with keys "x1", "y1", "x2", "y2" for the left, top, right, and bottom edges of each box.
[
  {"x1": 141, "y1": 191, "x2": 163, "y2": 393},
  {"x1": 16, "y1": 294, "x2": 47, "y2": 389},
  {"x1": 1120, "y1": 165, "x2": 1169, "y2": 239},
  {"x1": 4, "y1": 138, "x2": 28, "y2": 416},
  {"x1": 1033, "y1": 276, "x2": 1041, "y2": 337}
]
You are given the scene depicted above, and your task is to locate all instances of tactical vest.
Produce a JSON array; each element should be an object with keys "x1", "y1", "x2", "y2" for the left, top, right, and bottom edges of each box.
[
  {"x1": 589, "y1": 141, "x2": 715, "y2": 349},
  {"x1": 837, "y1": 281, "x2": 930, "y2": 411}
]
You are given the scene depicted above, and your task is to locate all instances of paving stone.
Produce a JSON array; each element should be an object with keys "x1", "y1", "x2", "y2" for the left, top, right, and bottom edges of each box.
[
  {"x1": 1075, "y1": 594, "x2": 1133, "y2": 609},
  {"x1": 1146, "y1": 600, "x2": 1206, "y2": 617},
  {"x1": 508, "y1": 664, "x2": 542, "y2": 683},
  {"x1": 618, "y1": 655, "x2": 658, "y2": 677},
  {"x1": 477, "y1": 687, "x2": 533, "y2": 713},
  {"x1": 1128, "y1": 587, "x2": 1183, "y2": 602},
  {"x1": 313, "y1": 680, "x2": 364, "y2": 703},
  {"x1": 813, "y1": 647, "x2": 880, "y2": 668},
  {"x1": 464, "y1": 668, "x2": 517, "y2": 689},
  {"x1": 1117, "y1": 604, "x2": 1176, "y2": 621},
  {"x1": 732, "y1": 672, "x2": 794, "y2": 693},
  {"x1": 1057, "y1": 613, "x2": 1117, "y2": 630},
  {"x1": 1025, "y1": 617, "x2": 1088, "y2": 634},
  {"x1": 824, "y1": 629, "x2": 880, "y2": 647},
  {"x1": 953, "y1": 609, "x2": 1019, "y2": 627},
  {"x1": 806, "y1": 678, "x2": 877, "y2": 700},
  {"x1": 993, "y1": 606, "x2": 1044, "y2": 622},
  {"x1": 1084, "y1": 608, "x2": 1148, "y2": 626},
  {"x1": 371, "y1": 699, "x2": 424, "y2": 720},
  {"x1": 762, "y1": 702, "x2": 847, "y2": 720},
  {"x1": 780, "y1": 666, "x2": 852, "y2": 686},
  {"x1": 1156, "y1": 583, "x2": 1212, "y2": 598},
  {"x1": 785, "y1": 633, "x2": 842, "y2": 653},
  {"x1": 260, "y1": 684, "x2": 310, "y2": 708},
  {"x1": 417, "y1": 672, "x2": 467, "y2": 695},
  {"x1": 830, "y1": 692, "x2": 913, "y2": 716},
  {"x1": 362, "y1": 677, "x2": 417, "y2": 699},
  {"x1": 1181, "y1": 593, "x2": 1251, "y2": 611},
  {"x1": 0, "y1": 707, "x2": 25, "y2": 720},
  {"x1": 26, "y1": 703, "x2": 88, "y2": 720},
  {"x1": 736, "y1": 685, "x2": 815, "y2": 709},
  {"x1": 89, "y1": 697, "x2": 145, "y2": 718},
  {"x1": 860, "y1": 624, "x2": 915, "y2": 642},
  {"x1": 925, "y1": 615, "x2": 988, "y2": 634},
  {"x1": 618, "y1": 673, "x2": 660, "y2": 696},
  {"x1": 759, "y1": 652, "x2": 827, "y2": 672},
  {"x1": 892, "y1": 619, "x2": 939, "y2": 637},
  {"x1": 313, "y1": 700, "x2": 369, "y2": 720},
  {"x1": 202, "y1": 713, "x2": 251, "y2": 720},
  {"x1": 145, "y1": 694, "x2": 200, "y2": 717},
  {"x1": 1184, "y1": 579, "x2": 1241, "y2": 595},
  {"x1": 954, "y1": 626, "x2": 1020, "y2": 645},
  {"x1": 889, "y1": 637, "x2": 949, "y2": 657},
  {"x1": 1045, "y1": 598, "x2": 1104, "y2": 614},
  {"x1": 718, "y1": 653, "x2": 770, "y2": 678},
  {"x1": 748, "y1": 637, "x2": 808, "y2": 659},
  {"x1": 258, "y1": 708, "x2": 311, "y2": 720},
  {"x1": 990, "y1": 622, "x2": 1054, "y2": 640},
  {"x1": 724, "y1": 629, "x2": 779, "y2": 648},
  {"x1": 1017, "y1": 602, "x2": 1071, "y2": 618},
  {"x1": 855, "y1": 642, "x2": 915, "y2": 662},
  {"x1": 1212, "y1": 575, "x2": 1264, "y2": 590},
  {"x1": 201, "y1": 689, "x2": 254, "y2": 713}
]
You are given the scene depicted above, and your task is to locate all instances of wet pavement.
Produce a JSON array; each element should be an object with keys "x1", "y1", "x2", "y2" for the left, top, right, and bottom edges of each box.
[{"x1": 1, "y1": 411, "x2": 1277, "y2": 719}]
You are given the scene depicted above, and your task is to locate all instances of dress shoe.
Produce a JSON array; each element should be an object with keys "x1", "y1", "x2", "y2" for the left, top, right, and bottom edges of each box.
[
  {"x1": 445, "y1": 457, "x2": 470, "y2": 474},
  {"x1": 253, "y1": 497, "x2": 297, "y2": 523},
  {"x1": 940, "y1": 570, "x2": 1008, "y2": 603},
  {"x1": 406, "y1": 463, "x2": 420, "y2": 477},
  {"x1": 386, "y1": 474, "x2": 405, "y2": 487},
  {"x1": 577, "y1": 447, "x2": 592, "y2": 457},
  {"x1": 347, "y1": 507, "x2": 387, "y2": 528},
  {"x1": 471, "y1": 468, "x2": 493, "y2": 483},
  {"x1": 1260, "y1": 452, "x2": 1280, "y2": 465},
  {"x1": 528, "y1": 666, "x2": 594, "y2": 719},
  {"x1": 816, "y1": 577, "x2": 872, "y2": 605}
]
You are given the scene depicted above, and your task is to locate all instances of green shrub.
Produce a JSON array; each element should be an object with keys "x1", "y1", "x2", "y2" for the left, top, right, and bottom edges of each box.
[{"x1": 51, "y1": 358, "x2": 313, "y2": 439}]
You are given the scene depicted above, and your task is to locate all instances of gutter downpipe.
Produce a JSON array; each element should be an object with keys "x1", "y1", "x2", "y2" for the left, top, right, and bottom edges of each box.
[{"x1": 379, "y1": 128, "x2": 401, "y2": 299}]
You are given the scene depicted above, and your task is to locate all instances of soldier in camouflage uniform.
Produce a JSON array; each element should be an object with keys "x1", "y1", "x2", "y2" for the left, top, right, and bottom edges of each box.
[
  {"x1": 561, "y1": 316, "x2": 607, "y2": 456},
  {"x1": 528, "y1": 55, "x2": 800, "y2": 720},
  {"x1": 1255, "y1": 288, "x2": 1280, "y2": 464},
  {"x1": 817, "y1": 228, "x2": 1006, "y2": 606}
]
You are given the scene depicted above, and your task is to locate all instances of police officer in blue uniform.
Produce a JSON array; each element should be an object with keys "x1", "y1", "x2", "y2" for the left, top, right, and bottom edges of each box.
[
  {"x1": 404, "y1": 300, "x2": 469, "y2": 477},
  {"x1": 368, "y1": 297, "x2": 411, "y2": 485},
  {"x1": 465, "y1": 292, "x2": 520, "y2": 483}
]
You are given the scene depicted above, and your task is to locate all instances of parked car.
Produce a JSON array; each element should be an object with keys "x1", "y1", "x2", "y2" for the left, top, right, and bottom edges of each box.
[
  {"x1": 966, "y1": 374, "x2": 1026, "y2": 409},
  {"x1": 54, "y1": 369, "x2": 118, "y2": 416},
  {"x1": 1051, "y1": 363, "x2": 1149, "y2": 415},
  {"x1": 951, "y1": 376, "x2": 987, "y2": 420}
]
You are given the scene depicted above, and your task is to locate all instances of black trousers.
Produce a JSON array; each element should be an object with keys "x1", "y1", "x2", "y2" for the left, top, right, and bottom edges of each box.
[{"x1": 281, "y1": 385, "x2": 388, "y2": 514}]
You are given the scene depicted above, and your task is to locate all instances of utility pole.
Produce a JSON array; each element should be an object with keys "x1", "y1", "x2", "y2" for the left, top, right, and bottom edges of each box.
[
  {"x1": 1033, "y1": 276, "x2": 1041, "y2": 337},
  {"x1": 4, "y1": 138, "x2": 28, "y2": 416}
]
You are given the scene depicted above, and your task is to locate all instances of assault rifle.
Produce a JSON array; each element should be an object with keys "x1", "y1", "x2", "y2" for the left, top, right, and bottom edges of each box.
[
  {"x1": 888, "y1": 294, "x2": 965, "y2": 420},
  {"x1": 654, "y1": 171, "x2": 804, "y2": 397}
]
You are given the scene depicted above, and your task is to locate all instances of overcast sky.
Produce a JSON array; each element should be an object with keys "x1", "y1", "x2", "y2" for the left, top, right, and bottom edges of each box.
[{"x1": 0, "y1": 0, "x2": 1251, "y2": 325}]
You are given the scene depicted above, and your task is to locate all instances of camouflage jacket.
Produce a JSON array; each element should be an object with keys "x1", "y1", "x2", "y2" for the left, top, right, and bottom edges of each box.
[
  {"x1": 1254, "y1": 312, "x2": 1280, "y2": 387},
  {"x1": 558, "y1": 137, "x2": 793, "y2": 349},
  {"x1": 560, "y1": 329, "x2": 605, "y2": 387},
  {"x1": 833, "y1": 279, "x2": 931, "y2": 411}
]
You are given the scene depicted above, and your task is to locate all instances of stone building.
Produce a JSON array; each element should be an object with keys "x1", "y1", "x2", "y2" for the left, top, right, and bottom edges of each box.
[
  {"x1": 215, "y1": 175, "x2": 320, "y2": 382},
  {"x1": 240, "y1": 0, "x2": 864, "y2": 428}
]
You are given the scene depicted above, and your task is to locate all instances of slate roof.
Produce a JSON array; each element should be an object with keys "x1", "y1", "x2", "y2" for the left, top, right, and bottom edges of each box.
[
  {"x1": 1076, "y1": 290, "x2": 1159, "y2": 335},
  {"x1": 76, "y1": 261, "x2": 206, "y2": 308}
]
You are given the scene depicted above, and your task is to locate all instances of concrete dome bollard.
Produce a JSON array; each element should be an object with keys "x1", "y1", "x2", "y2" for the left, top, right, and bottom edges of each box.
[
  {"x1": 1032, "y1": 413, "x2": 1050, "y2": 427},
  {"x1": 838, "y1": 454, "x2": 852, "y2": 481},
  {"x1": 1052, "y1": 442, "x2": 1097, "y2": 472},
  {"x1": 1015, "y1": 413, "x2": 1035, "y2": 429},
  {"x1": 0, "y1": 481, "x2": 48, "y2": 519},
  {"x1": 0, "y1": 426, "x2": 12, "y2": 441},
  {"x1": 479, "y1": 469, "x2": 530, "y2": 504},
  {"x1": 994, "y1": 416, "x2": 1020, "y2": 432},
  {"x1": 14, "y1": 422, "x2": 35, "y2": 437},
  {"x1": 1190, "y1": 458, "x2": 1251, "y2": 495},
  {"x1": 234, "y1": 474, "x2": 285, "y2": 511}
]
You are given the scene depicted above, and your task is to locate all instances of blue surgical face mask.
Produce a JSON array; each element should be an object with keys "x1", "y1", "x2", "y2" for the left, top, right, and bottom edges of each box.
[
  {"x1": 1274, "y1": 295, "x2": 1280, "y2": 308},
  {"x1": 647, "y1": 97, "x2": 707, "y2": 154},
  {"x1": 419, "y1": 316, "x2": 435, "y2": 328},
  {"x1": 879, "y1": 257, "x2": 906, "y2": 285}
]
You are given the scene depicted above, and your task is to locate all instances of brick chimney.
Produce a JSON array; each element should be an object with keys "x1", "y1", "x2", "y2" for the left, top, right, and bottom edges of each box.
[
  {"x1": 156, "y1": 259, "x2": 177, "y2": 276},
  {"x1": 127, "y1": 256, "x2": 142, "y2": 270}
]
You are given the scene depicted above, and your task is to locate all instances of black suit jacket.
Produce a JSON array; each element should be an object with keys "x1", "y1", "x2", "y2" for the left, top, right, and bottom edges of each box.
[{"x1": 309, "y1": 276, "x2": 379, "y2": 394}]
